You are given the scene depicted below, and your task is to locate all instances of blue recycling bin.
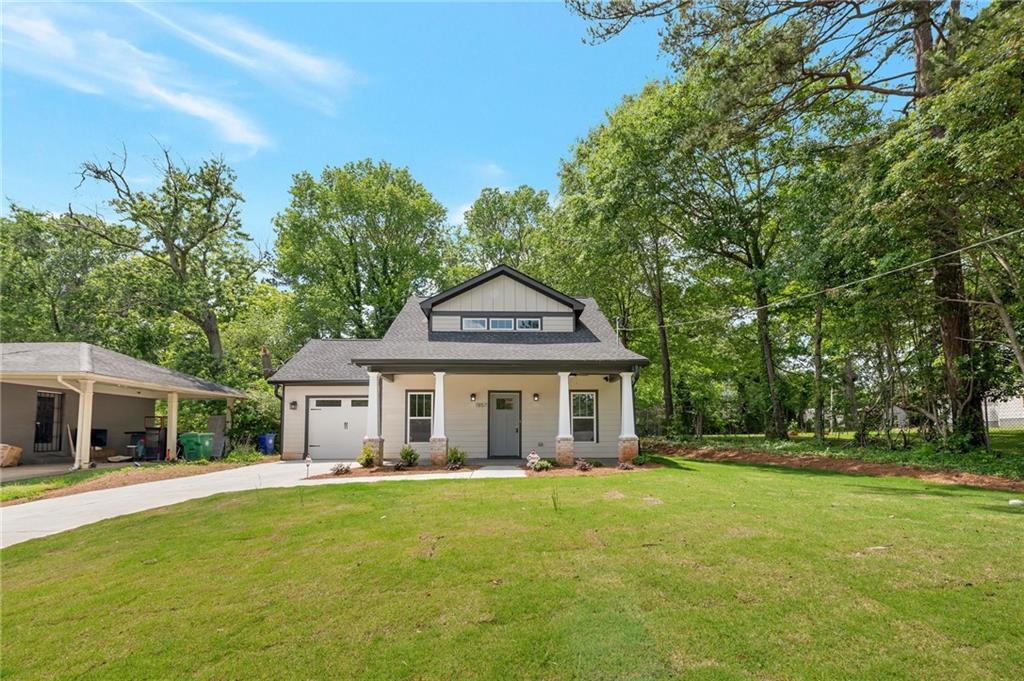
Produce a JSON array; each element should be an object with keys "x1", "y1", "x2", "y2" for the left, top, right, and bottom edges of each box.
[{"x1": 257, "y1": 432, "x2": 276, "y2": 454}]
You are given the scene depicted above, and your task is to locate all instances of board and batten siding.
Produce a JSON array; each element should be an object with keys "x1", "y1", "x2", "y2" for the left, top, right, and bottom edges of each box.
[
  {"x1": 380, "y1": 373, "x2": 620, "y2": 459},
  {"x1": 433, "y1": 275, "x2": 571, "y2": 313},
  {"x1": 280, "y1": 384, "x2": 369, "y2": 460}
]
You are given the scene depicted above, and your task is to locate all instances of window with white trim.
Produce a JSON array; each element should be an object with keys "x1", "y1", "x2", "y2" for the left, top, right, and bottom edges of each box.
[
  {"x1": 516, "y1": 318, "x2": 541, "y2": 330},
  {"x1": 489, "y1": 318, "x2": 514, "y2": 331},
  {"x1": 462, "y1": 317, "x2": 487, "y2": 331},
  {"x1": 571, "y1": 391, "x2": 597, "y2": 442},
  {"x1": 407, "y1": 392, "x2": 433, "y2": 442}
]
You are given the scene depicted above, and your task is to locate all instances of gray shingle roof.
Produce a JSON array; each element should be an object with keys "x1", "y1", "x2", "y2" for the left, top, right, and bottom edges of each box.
[
  {"x1": 268, "y1": 339, "x2": 378, "y2": 384},
  {"x1": 0, "y1": 343, "x2": 244, "y2": 397}
]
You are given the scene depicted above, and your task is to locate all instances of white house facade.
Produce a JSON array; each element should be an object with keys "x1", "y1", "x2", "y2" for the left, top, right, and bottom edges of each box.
[{"x1": 269, "y1": 266, "x2": 649, "y2": 465}]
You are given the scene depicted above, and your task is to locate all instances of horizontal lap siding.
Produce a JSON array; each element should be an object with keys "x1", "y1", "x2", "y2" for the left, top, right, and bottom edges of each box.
[{"x1": 380, "y1": 373, "x2": 620, "y2": 458}]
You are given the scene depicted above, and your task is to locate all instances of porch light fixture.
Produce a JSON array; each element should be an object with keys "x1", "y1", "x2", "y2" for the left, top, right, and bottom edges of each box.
[
  {"x1": 289, "y1": 400, "x2": 298, "y2": 410},
  {"x1": 470, "y1": 393, "x2": 477, "y2": 402},
  {"x1": 533, "y1": 393, "x2": 539, "y2": 402}
]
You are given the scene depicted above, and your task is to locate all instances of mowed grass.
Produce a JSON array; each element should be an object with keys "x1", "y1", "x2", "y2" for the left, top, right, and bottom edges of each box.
[{"x1": 2, "y1": 460, "x2": 1023, "y2": 680}]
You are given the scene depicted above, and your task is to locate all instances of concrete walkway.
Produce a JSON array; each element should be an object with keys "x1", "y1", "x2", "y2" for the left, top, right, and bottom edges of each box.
[{"x1": 0, "y1": 461, "x2": 525, "y2": 548}]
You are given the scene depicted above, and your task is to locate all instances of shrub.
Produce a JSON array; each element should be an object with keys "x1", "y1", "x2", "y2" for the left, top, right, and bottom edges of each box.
[
  {"x1": 399, "y1": 445, "x2": 419, "y2": 467},
  {"x1": 192, "y1": 458, "x2": 211, "y2": 466},
  {"x1": 447, "y1": 447, "x2": 466, "y2": 467},
  {"x1": 532, "y1": 459, "x2": 553, "y2": 472},
  {"x1": 588, "y1": 459, "x2": 604, "y2": 468},
  {"x1": 331, "y1": 462, "x2": 352, "y2": 476},
  {"x1": 574, "y1": 458, "x2": 592, "y2": 472},
  {"x1": 224, "y1": 445, "x2": 263, "y2": 463},
  {"x1": 357, "y1": 445, "x2": 376, "y2": 468},
  {"x1": 633, "y1": 453, "x2": 650, "y2": 466}
]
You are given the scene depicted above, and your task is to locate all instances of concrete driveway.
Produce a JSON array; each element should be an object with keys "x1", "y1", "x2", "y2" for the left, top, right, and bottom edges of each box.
[{"x1": 0, "y1": 461, "x2": 525, "y2": 548}]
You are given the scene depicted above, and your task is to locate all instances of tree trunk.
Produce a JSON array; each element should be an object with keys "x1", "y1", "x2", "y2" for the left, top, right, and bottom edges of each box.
[
  {"x1": 812, "y1": 296, "x2": 825, "y2": 442},
  {"x1": 652, "y1": 284, "x2": 674, "y2": 425},
  {"x1": 752, "y1": 280, "x2": 787, "y2": 440},
  {"x1": 199, "y1": 310, "x2": 224, "y2": 361},
  {"x1": 974, "y1": 256, "x2": 1024, "y2": 381}
]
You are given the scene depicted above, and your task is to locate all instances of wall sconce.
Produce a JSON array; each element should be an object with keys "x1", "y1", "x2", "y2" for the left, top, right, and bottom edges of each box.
[
  {"x1": 289, "y1": 400, "x2": 298, "y2": 410},
  {"x1": 532, "y1": 393, "x2": 540, "y2": 401},
  {"x1": 470, "y1": 393, "x2": 477, "y2": 402}
]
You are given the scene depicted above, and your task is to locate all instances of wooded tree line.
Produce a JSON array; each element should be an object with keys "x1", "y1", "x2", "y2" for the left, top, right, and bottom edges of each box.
[{"x1": 2, "y1": 1, "x2": 1020, "y2": 452}]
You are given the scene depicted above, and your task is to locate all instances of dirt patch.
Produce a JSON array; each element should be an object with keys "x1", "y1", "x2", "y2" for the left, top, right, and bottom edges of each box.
[
  {"x1": 603, "y1": 490, "x2": 627, "y2": 500},
  {"x1": 647, "y1": 443, "x2": 1024, "y2": 493},
  {"x1": 526, "y1": 463, "x2": 660, "y2": 478},
  {"x1": 1, "y1": 462, "x2": 254, "y2": 506},
  {"x1": 309, "y1": 464, "x2": 479, "y2": 480}
]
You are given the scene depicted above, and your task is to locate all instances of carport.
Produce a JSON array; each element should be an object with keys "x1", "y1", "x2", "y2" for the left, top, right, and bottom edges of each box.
[{"x1": 1, "y1": 343, "x2": 244, "y2": 468}]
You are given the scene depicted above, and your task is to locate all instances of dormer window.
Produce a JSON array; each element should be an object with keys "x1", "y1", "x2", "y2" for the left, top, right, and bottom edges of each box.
[
  {"x1": 462, "y1": 317, "x2": 487, "y2": 331},
  {"x1": 516, "y1": 318, "x2": 541, "y2": 330},
  {"x1": 489, "y1": 318, "x2": 514, "y2": 331}
]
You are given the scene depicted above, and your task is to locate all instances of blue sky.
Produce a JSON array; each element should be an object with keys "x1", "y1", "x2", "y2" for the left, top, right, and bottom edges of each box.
[{"x1": 2, "y1": 2, "x2": 669, "y2": 246}]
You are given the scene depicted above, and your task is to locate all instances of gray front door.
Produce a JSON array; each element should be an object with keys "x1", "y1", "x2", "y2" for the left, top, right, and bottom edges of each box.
[{"x1": 488, "y1": 392, "x2": 521, "y2": 457}]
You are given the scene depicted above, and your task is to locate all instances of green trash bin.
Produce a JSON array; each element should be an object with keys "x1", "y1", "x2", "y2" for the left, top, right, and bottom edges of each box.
[{"x1": 179, "y1": 432, "x2": 214, "y2": 461}]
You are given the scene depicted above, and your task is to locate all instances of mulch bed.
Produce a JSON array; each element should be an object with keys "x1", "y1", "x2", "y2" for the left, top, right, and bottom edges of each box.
[
  {"x1": 526, "y1": 463, "x2": 660, "y2": 477},
  {"x1": 647, "y1": 442, "x2": 1024, "y2": 493},
  {"x1": 309, "y1": 464, "x2": 481, "y2": 480}
]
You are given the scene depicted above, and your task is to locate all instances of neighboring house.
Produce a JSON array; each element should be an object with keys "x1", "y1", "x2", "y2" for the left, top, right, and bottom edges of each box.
[
  {"x1": 986, "y1": 395, "x2": 1024, "y2": 428},
  {"x1": 269, "y1": 265, "x2": 649, "y2": 465},
  {"x1": 0, "y1": 343, "x2": 243, "y2": 467}
]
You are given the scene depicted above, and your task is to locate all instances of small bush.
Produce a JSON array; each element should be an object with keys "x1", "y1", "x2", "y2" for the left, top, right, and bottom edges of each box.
[
  {"x1": 331, "y1": 462, "x2": 352, "y2": 476},
  {"x1": 447, "y1": 447, "x2": 466, "y2": 467},
  {"x1": 192, "y1": 458, "x2": 211, "y2": 466},
  {"x1": 588, "y1": 459, "x2": 604, "y2": 468},
  {"x1": 574, "y1": 458, "x2": 592, "y2": 472},
  {"x1": 399, "y1": 445, "x2": 419, "y2": 467},
  {"x1": 224, "y1": 445, "x2": 263, "y2": 463},
  {"x1": 357, "y1": 445, "x2": 376, "y2": 468},
  {"x1": 532, "y1": 460, "x2": 554, "y2": 472},
  {"x1": 633, "y1": 453, "x2": 650, "y2": 466}
]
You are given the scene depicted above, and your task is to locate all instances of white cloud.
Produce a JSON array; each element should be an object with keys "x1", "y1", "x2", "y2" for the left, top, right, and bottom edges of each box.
[
  {"x1": 474, "y1": 161, "x2": 507, "y2": 184},
  {"x1": 1, "y1": 5, "x2": 269, "y2": 149},
  {"x1": 447, "y1": 202, "x2": 473, "y2": 227},
  {"x1": 129, "y1": 2, "x2": 355, "y2": 113}
]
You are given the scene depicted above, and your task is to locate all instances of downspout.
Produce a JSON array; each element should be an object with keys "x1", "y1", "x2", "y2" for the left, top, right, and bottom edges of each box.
[{"x1": 56, "y1": 375, "x2": 82, "y2": 470}]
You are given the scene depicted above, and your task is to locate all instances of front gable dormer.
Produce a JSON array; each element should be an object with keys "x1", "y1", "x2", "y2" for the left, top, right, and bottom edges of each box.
[{"x1": 420, "y1": 265, "x2": 585, "y2": 333}]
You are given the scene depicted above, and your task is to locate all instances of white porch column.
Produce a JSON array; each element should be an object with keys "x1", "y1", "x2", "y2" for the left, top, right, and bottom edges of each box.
[
  {"x1": 75, "y1": 380, "x2": 95, "y2": 468},
  {"x1": 166, "y1": 392, "x2": 179, "y2": 461},
  {"x1": 429, "y1": 371, "x2": 448, "y2": 466},
  {"x1": 363, "y1": 371, "x2": 383, "y2": 465},
  {"x1": 617, "y1": 371, "x2": 639, "y2": 463},
  {"x1": 555, "y1": 371, "x2": 574, "y2": 466}
]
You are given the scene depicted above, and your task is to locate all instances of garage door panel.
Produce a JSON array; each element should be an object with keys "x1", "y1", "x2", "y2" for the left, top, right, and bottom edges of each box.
[{"x1": 307, "y1": 397, "x2": 367, "y2": 459}]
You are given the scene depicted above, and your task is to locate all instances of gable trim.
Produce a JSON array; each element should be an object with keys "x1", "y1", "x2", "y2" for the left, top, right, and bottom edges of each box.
[{"x1": 419, "y1": 265, "x2": 585, "y2": 317}]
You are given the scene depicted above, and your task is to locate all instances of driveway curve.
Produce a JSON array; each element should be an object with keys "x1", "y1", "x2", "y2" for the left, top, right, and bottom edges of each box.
[{"x1": 0, "y1": 462, "x2": 524, "y2": 548}]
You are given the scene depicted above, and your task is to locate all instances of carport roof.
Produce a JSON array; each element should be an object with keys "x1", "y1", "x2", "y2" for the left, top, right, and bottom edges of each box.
[{"x1": 0, "y1": 343, "x2": 244, "y2": 399}]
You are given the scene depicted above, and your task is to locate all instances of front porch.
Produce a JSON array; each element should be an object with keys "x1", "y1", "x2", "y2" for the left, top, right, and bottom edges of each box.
[{"x1": 361, "y1": 369, "x2": 639, "y2": 465}]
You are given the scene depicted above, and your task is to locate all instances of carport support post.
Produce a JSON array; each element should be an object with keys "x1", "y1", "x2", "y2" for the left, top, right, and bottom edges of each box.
[
  {"x1": 75, "y1": 380, "x2": 95, "y2": 469},
  {"x1": 363, "y1": 371, "x2": 384, "y2": 466},
  {"x1": 166, "y1": 392, "x2": 179, "y2": 461}
]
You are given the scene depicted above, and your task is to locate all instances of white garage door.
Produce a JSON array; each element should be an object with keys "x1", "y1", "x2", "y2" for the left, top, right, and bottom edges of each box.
[{"x1": 307, "y1": 396, "x2": 368, "y2": 459}]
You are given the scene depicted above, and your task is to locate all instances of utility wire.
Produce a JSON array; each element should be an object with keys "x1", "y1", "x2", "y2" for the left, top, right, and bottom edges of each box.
[{"x1": 616, "y1": 226, "x2": 1024, "y2": 333}]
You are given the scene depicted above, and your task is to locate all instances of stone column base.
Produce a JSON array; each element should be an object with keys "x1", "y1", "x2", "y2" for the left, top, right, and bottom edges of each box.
[
  {"x1": 429, "y1": 437, "x2": 448, "y2": 466},
  {"x1": 555, "y1": 436, "x2": 575, "y2": 467},
  {"x1": 617, "y1": 436, "x2": 639, "y2": 463},
  {"x1": 362, "y1": 437, "x2": 384, "y2": 466}
]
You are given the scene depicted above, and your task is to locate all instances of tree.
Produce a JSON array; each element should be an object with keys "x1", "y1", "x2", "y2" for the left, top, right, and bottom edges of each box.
[
  {"x1": 275, "y1": 159, "x2": 447, "y2": 338},
  {"x1": 461, "y1": 186, "x2": 552, "y2": 270},
  {"x1": 568, "y1": 0, "x2": 994, "y2": 444},
  {"x1": 66, "y1": 150, "x2": 263, "y2": 368}
]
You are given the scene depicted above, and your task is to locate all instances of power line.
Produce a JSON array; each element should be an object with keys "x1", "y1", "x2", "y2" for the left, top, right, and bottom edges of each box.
[{"x1": 616, "y1": 227, "x2": 1024, "y2": 333}]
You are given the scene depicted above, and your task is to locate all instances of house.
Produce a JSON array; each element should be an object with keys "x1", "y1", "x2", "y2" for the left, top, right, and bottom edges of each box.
[
  {"x1": 269, "y1": 265, "x2": 649, "y2": 465},
  {"x1": 0, "y1": 343, "x2": 244, "y2": 467},
  {"x1": 986, "y1": 395, "x2": 1024, "y2": 428}
]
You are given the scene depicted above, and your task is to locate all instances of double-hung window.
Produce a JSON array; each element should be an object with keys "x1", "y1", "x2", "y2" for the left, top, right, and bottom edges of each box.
[
  {"x1": 489, "y1": 318, "x2": 514, "y2": 331},
  {"x1": 571, "y1": 391, "x2": 597, "y2": 442},
  {"x1": 407, "y1": 392, "x2": 433, "y2": 442}
]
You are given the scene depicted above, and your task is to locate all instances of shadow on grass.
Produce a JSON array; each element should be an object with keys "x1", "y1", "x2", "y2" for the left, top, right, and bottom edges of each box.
[
  {"x1": 976, "y1": 504, "x2": 1024, "y2": 515},
  {"x1": 646, "y1": 456, "x2": 695, "y2": 472},
  {"x1": 850, "y1": 484, "x2": 981, "y2": 499}
]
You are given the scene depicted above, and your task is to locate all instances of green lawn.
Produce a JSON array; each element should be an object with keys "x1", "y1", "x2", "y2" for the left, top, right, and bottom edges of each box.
[
  {"x1": 2, "y1": 459, "x2": 1022, "y2": 680},
  {"x1": 665, "y1": 428, "x2": 1024, "y2": 479},
  {"x1": 0, "y1": 467, "x2": 121, "y2": 503}
]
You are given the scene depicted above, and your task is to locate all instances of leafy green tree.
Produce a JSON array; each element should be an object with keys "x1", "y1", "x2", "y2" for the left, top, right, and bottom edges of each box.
[
  {"x1": 275, "y1": 159, "x2": 447, "y2": 338},
  {"x1": 462, "y1": 186, "x2": 552, "y2": 270},
  {"x1": 66, "y1": 150, "x2": 263, "y2": 368}
]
